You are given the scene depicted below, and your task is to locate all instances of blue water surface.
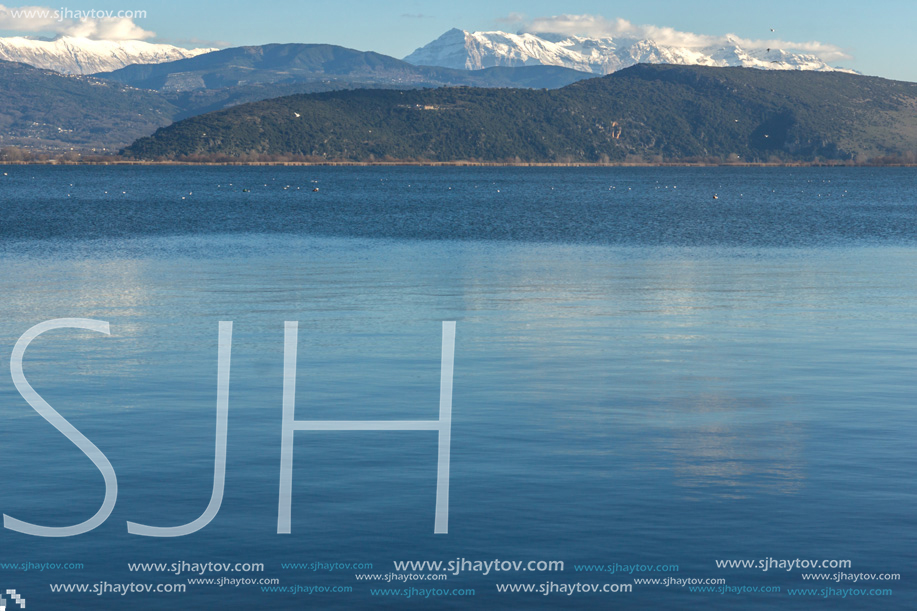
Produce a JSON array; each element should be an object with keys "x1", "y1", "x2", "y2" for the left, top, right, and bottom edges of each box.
[{"x1": 0, "y1": 166, "x2": 915, "y2": 609}]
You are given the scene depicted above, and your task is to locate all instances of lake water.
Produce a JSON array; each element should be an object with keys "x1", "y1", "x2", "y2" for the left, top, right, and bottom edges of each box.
[{"x1": 0, "y1": 166, "x2": 915, "y2": 609}]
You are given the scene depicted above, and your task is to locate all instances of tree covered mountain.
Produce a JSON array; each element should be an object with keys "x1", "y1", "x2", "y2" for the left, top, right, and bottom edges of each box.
[
  {"x1": 95, "y1": 43, "x2": 594, "y2": 92},
  {"x1": 123, "y1": 65, "x2": 917, "y2": 163},
  {"x1": 105, "y1": 44, "x2": 594, "y2": 122},
  {"x1": 0, "y1": 60, "x2": 178, "y2": 151}
]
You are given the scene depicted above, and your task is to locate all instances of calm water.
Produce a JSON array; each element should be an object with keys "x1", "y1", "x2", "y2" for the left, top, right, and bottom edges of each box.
[{"x1": 0, "y1": 166, "x2": 915, "y2": 609}]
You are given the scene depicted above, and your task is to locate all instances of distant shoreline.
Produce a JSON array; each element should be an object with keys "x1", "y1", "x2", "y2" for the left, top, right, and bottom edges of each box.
[{"x1": 2, "y1": 160, "x2": 916, "y2": 168}]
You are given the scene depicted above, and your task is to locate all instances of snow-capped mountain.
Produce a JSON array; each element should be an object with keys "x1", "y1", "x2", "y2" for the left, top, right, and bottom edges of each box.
[
  {"x1": 405, "y1": 29, "x2": 854, "y2": 75},
  {"x1": 0, "y1": 36, "x2": 218, "y2": 75}
]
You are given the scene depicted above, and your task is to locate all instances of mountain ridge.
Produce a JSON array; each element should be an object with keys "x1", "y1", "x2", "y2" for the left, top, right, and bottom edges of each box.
[
  {"x1": 405, "y1": 28, "x2": 855, "y2": 75},
  {"x1": 94, "y1": 43, "x2": 594, "y2": 92},
  {"x1": 0, "y1": 35, "x2": 217, "y2": 75},
  {"x1": 0, "y1": 43, "x2": 595, "y2": 151}
]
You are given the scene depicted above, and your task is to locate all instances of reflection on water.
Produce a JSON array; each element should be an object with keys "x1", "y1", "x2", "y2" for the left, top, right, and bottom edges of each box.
[
  {"x1": 1, "y1": 237, "x2": 912, "y2": 500},
  {"x1": 666, "y1": 401, "x2": 807, "y2": 497}
]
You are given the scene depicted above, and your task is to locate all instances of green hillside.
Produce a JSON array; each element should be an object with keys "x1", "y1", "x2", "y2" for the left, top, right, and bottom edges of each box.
[
  {"x1": 123, "y1": 64, "x2": 917, "y2": 163},
  {"x1": 0, "y1": 60, "x2": 179, "y2": 152}
]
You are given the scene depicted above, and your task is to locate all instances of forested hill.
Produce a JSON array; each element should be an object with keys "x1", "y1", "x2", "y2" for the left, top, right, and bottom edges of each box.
[
  {"x1": 123, "y1": 64, "x2": 917, "y2": 163},
  {"x1": 0, "y1": 60, "x2": 178, "y2": 151}
]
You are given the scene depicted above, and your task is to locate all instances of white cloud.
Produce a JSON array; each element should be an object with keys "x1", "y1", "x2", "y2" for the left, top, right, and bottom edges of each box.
[
  {"x1": 515, "y1": 14, "x2": 851, "y2": 62},
  {"x1": 495, "y1": 12, "x2": 526, "y2": 25},
  {"x1": 0, "y1": 4, "x2": 154, "y2": 40},
  {"x1": 160, "y1": 36, "x2": 230, "y2": 49},
  {"x1": 61, "y1": 16, "x2": 152, "y2": 40}
]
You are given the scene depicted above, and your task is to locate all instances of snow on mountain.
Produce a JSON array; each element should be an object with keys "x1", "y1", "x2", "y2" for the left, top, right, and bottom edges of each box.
[
  {"x1": 0, "y1": 36, "x2": 218, "y2": 75},
  {"x1": 404, "y1": 29, "x2": 855, "y2": 75}
]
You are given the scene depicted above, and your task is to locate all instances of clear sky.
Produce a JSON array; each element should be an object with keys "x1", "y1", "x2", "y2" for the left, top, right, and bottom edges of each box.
[{"x1": 2, "y1": 0, "x2": 916, "y2": 81}]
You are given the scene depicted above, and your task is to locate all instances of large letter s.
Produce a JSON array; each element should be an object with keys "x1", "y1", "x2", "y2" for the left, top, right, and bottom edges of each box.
[{"x1": 5, "y1": 319, "x2": 117, "y2": 537}]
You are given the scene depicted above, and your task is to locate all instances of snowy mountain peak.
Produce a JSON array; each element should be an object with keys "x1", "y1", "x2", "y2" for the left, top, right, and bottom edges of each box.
[
  {"x1": 404, "y1": 29, "x2": 854, "y2": 75},
  {"x1": 0, "y1": 36, "x2": 218, "y2": 75}
]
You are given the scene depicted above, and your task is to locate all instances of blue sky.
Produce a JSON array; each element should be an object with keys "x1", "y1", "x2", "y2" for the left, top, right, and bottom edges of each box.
[{"x1": 2, "y1": 0, "x2": 916, "y2": 81}]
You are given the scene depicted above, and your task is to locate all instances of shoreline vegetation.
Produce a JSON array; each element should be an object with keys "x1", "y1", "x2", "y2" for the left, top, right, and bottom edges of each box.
[{"x1": 1, "y1": 154, "x2": 915, "y2": 168}]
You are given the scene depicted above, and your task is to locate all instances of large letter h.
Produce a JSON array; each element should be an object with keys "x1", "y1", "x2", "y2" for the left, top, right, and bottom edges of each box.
[{"x1": 277, "y1": 322, "x2": 456, "y2": 534}]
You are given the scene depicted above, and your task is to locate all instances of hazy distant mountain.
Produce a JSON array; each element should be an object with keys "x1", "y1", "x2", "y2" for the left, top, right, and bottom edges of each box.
[
  {"x1": 0, "y1": 36, "x2": 217, "y2": 75},
  {"x1": 405, "y1": 29, "x2": 855, "y2": 75},
  {"x1": 123, "y1": 65, "x2": 917, "y2": 163},
  {"x1": 0, "y1": 60, "x2": 177, "y2": 151},
  {"x1": 95, "y1": 43, "x2": 594, "y2": 92}
]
